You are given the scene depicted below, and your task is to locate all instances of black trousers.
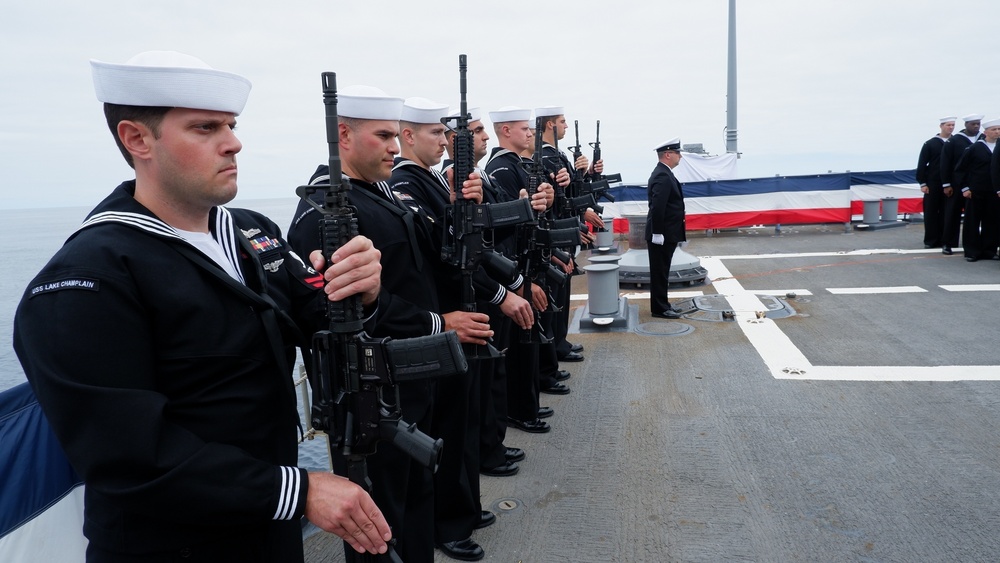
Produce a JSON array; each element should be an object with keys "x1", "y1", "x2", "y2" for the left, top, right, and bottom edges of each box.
[
  {"x1": 941, "y1": 191, "x2": 965, "y2": 248},
  {"x1": 922, "y1": 182, "x2": 946, "y2": 247},
  {"x1": 432, "y1": 358, "x2": 481, "y2": 544},
  {"x1": 962, "y1": 192, "x2": 1000, "y2": 259},
  {"x1": 479, "y1": 308, "x2": 511, "y2": 470},
  {"x1": 649, "y1": 242, "x2": 678, "y2": 316},
  {"x1": 333, "y1": 380, "x2": 436, "y2": 563},
  {"x1": 505, "y1": 331, "x2": 540, "y2": 422}
]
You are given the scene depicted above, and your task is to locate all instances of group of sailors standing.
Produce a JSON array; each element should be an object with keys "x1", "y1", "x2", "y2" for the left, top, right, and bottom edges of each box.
[
  {"x1": 918, "y1": 114, "x2": 1000, "y2": 261},
  {"x1": 13, "y1": 51, "x2": 607, "y2": 563},
  {"x1": 287, "y1": 89, "x2": 605, "y2": 562}
]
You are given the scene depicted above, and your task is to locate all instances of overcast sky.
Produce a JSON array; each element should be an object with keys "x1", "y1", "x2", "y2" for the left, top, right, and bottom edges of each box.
[{"x1": 2, "y1": 0, "x2": 998, "y2": 210}]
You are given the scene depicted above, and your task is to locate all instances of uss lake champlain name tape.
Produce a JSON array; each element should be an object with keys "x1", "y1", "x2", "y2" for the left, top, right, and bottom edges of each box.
[{"x1": 30, "y1": 278, "x2": 100, "y2": 297}]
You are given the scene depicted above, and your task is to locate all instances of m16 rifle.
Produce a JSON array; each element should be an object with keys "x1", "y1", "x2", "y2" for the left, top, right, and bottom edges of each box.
[
  {"x1": 439, "y1": 54, "x2": 534, "y2": 359},
  {"x1": 583, "y1": 120, "x2": 621, "y2": 207},
  {"x1": 515, "y1": 117, "x2": 582, "y2": 342},
  {"x1": 296, "y1": 72, "x2": 468, "y2": 563}
]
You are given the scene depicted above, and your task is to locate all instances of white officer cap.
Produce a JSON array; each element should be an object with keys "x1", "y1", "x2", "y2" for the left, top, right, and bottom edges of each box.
[
  {"x1": 655, "y1": 138, "x2": 682, "y2": 152},
  {"x1": 443, "y1": 107, "x2": 482, "y2": 131},
  {"x1": 534, "y1": 106, "x2": 564, "y2": 118},
  {"x1": 981, "y1": 118, "x2": 1000, "y2": 129},
  {"x1": 339, "y1": 85, "x2": 404, "y2": 120},
  {"x1": 400, "y1": 97, "x2": 450, "y2": 124},
  {"x1": 488, "y1": 106, "x2": 532, "y2": 123},
  {"x1": 962, "y1": 113, "x2": 984, "y2": 123},
  {"x1": 939, "y1": 116, "x2": 957, "y2": 124},
  {"x1": 91, "y1": 51, "x2": 252, "y2": 115}
]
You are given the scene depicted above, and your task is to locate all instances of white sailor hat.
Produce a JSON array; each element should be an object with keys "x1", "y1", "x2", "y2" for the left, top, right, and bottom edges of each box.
[
  {"x1": 655, "y1": 138, "x2": 682, "y2": 152},
  {"x1": 939, "y1": 116, "x2": 957, "y2": 124},
  {"x1": 400, "y1": 97, "x2": 450, "y2": 124},
  {"x1": 534, "y1": 106, "x2": 564, "y2": 118},
  {"x1": 339, "y1": 85, "x2": 404, "y2": 120},
  {"x1": 982, "y1": 118, "x2": 1000, "y2": 129},
  {"x1": 962, "y1": 113, "x2": 984, "y2": 123},
  {"x1": 91, "y1": 51, "x2": 252, "y2": 115},
  {"x1": 488, "y1": 106, "x2": 532, "y2": 123},
  {"x1": 444, "y1": 107, "x2": 482, "y2": 131}
]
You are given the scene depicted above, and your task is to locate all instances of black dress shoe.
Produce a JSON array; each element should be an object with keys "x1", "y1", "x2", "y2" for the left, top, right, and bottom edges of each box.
[
  {"x1": 570, "y1": 343, "x2": 584, "y2": 353},
  {"x1": 475, "y1": 510, "x2": 496, "y2": 529},
  {"x1": 559, "y1": 351, "x2": 584, "y2": 362},
  {"x1": 966, "y1": 256, "x2": 979, "y2": 262},
  {"x1": 437, "y1": 538, "x2": 485, "y2": 561},
  {"x1": 652, "y1": 309, "x2": 682, "y2": 319},
  {"x1": 507, "y1": 417, "x2": 551, "y2": 433},
  {"x1": 537, "y1": 406, "x2": 554, "y2": 418},
  {"x1": 540, "y1": 382, "x2": 571, "y2": 395},
  {"x1": 554, "y1": 369, "x2": 571, "y2": 381},
  {"x1": 504, "y1": 447, "x2": 525, "y2": 462},
  {"x1": 942, "y1": 246, "x2": 953, "y2": 255},
  {"x1": 481, "y1": 460, "x2": 519, "y2": 477}
]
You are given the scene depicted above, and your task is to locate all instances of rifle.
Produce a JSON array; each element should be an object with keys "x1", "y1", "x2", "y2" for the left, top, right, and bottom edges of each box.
[
  {"x1": 515, "y1": 116, "x2": 581, "y2": 341},
  {"x1": 296, "y1": 72, "x2": 468, "y2": 563},
  {"x1": 440, "y1": 54, "x2": 533, "y2": 358},
  {"x1": 584, "y1": 120, "x2": 621, "y2": 207}
]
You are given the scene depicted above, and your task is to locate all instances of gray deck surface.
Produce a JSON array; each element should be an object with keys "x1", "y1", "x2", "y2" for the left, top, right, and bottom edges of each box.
[{"x1": 305, "y1": 221, "x2": 1000, "y2": 563}]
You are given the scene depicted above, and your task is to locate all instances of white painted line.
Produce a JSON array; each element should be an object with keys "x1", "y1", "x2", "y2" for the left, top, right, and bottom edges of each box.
[
  {"x1": 826, "y1": 286, "x2": 927, "y2": 295},
  {"x1": 702, "y1": 248, "x2": 944, "y2": 260},
  {"x1": 773, "y1": 365, "x2": 999, "y2": 381},
  {"x1": 698, "y1": 257, "x2": 1000, "y2": 382},
  {"x1": 570, "y1": 290, "x2": 704, "y2": 302},
  {"x1": 751, "y1": 289, "x2": 814, "y2": 296},
  {"x1": 701, "y1": 258, "x2": 813, "y2": 376},
  {"x1": 940, "y1": 284, "x2": 1000, "y2": 292}
]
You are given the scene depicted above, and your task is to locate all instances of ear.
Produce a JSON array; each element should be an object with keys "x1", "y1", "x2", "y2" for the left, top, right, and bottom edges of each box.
[
  {"x1": 399, "y1": 127, "x2": 415, "y2": 147},
  {"x1": 117, "y1": 120, "x2": 155, "y2": 164},
  {"x1": 338, "y1": 122, "x2": 352, "y2": 148}
]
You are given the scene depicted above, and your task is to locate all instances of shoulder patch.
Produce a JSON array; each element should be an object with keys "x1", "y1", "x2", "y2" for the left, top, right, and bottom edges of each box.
[{"x1": 30, "y1": 278, "x2": 100, "y2": 298}]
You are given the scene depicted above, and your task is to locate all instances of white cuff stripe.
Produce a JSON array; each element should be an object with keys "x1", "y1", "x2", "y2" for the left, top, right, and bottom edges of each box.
[{"x1": 273, "y1": 466, "x2": 300, "y2": 521}]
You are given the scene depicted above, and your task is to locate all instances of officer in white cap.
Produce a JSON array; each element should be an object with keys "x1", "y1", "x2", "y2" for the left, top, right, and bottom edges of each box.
[
  {"x1": 940, "y1": 113, "x2": 984, "y2": 254},
  {"x1": 287, "y1": 85, "x2": 493, "y2": 563},
  {"x1": 916, "y1": 116, "x2": 956, "y2": 249},
  {"x1": 647, "y1": 138, "x2": 687, "y2": 318},
  {"x1": 14, "y1": 51, "x2": 390, "y2": 562},
  {"x1": 953, "y1": 117, "x2": 1000, "y2": 261}
]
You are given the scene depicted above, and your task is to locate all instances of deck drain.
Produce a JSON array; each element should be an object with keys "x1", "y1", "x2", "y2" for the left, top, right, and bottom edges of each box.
[
  {"x1": 635, "y1": 321, "x2": 694, "y2": 336},
  {"x1": 492, "y1": 498, "x2": 521, "y2": 512}
]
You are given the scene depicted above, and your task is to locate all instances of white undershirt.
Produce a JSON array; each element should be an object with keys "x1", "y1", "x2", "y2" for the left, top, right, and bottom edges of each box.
[{"x1": 174, "y1": 228, "x2": 243, "y2": 282}]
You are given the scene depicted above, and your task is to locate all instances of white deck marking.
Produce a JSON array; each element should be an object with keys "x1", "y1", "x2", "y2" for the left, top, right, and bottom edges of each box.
[
  {"x1": 699, "y1": 256, "x2": 999, "y2": 382},
  {"x1": 570, "y1": 290, "x2": 704, "y2": 301},
  {"x1": 826, "y1": 286, "x2": 926, "y2": 294},
  {"x1": 940, "y1": 284, "x2": 1000, "y2": 292}
]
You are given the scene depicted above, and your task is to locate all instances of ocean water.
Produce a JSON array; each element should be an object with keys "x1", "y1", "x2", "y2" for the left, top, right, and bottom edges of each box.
[{"x1": 0, "y1": 196, "x2": 329, "y2": 469}]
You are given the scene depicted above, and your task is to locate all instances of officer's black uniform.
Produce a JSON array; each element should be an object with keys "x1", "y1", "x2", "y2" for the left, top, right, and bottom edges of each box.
[{"x1": 646, "y1": 161, "x2": 687, "y2": 316}]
